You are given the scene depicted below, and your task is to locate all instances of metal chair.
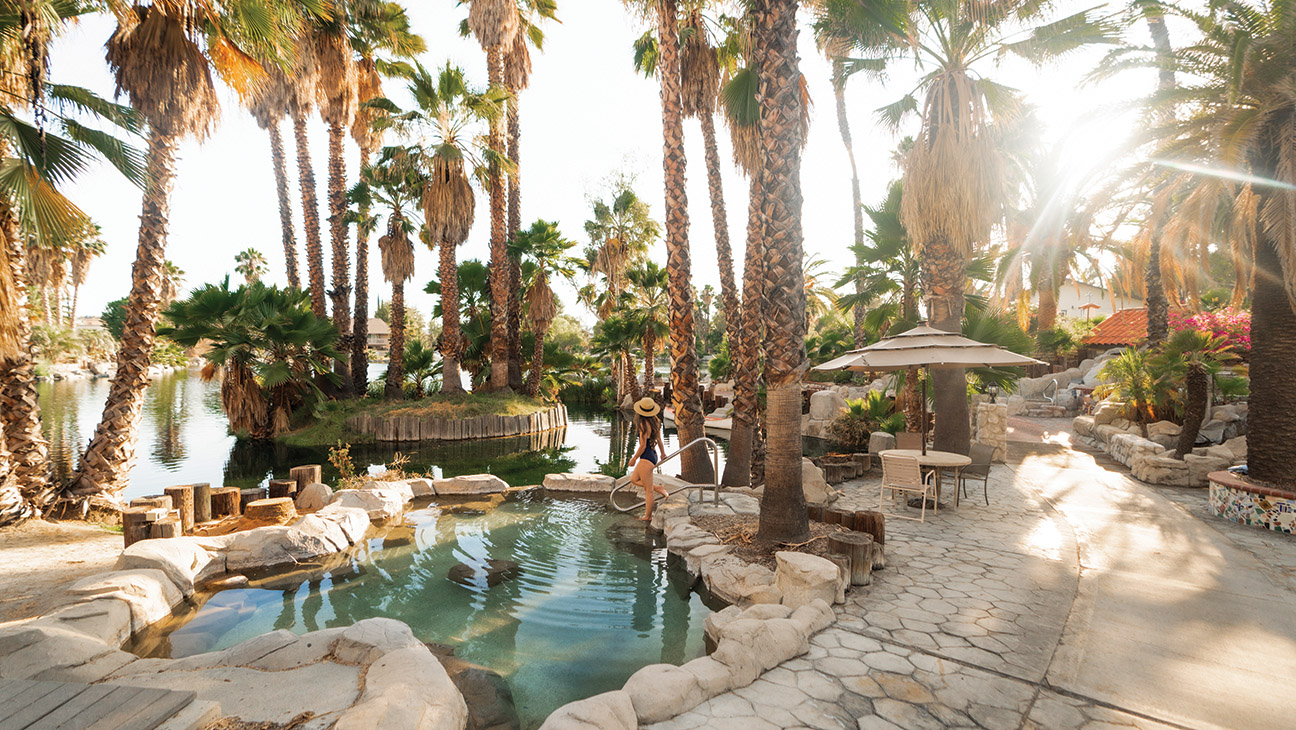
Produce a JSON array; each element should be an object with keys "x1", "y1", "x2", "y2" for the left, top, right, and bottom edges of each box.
[
  {"x1": 959, "y1": 443, "x2": 995, "y2": 505},
  {"x1": 895, "y1": 432, "x2": 924, "y2": 451},
  {"x1": 880, "y1": 454, "x2": 936, "y2": 522}
]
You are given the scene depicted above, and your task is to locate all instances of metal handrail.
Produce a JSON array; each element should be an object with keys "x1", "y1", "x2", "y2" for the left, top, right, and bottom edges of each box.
[
  {"x1": 1042, "y1": 379, "x2": 1058, "y2": 405},
  {"x1": 608, "y1": 436, "x2": 722, "y2": 513}
]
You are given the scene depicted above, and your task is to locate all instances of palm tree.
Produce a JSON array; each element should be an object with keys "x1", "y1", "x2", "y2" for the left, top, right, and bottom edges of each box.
[
  {"x1": 67, "y1": 0, "x2": 300, "y2": 505},
  {"x1": 245, "y1": 64, "x2": 300, "y2": 288},
  {"x1": 1139, "y1": 1, "x2": 1177, "y2": 345},
  {"x1": 582, "y1": 185, "x2": 659, "y2": 320},
  {"x1": 802, "y1": 253, "x2": 837, "y2": 330},
  {"x1": 467, "y1": 0, "x2": 520, "y2": 392},
  {"x1": 508, "y1": 219, "x2": 576, "y2": 396},
  {"x1": 814, "y1": 0, "x2": 1118, "y2": 455},
  {"x1": 403, "y1": 339, "x2": 437, "y2": 397},
  {"x1": 1151, "y1": 329, "x2": 1239, "y2": 458},
  {"x1": 391, "y1": 62, "x2": 507, "y2": 395},
  {"x1": 68, "y1": 224, "x2": 107, "y2": 329},
  {"x1": 622, "y1": 262, "x2": 671, "y2": 392},
  {"x1": 234, "y1": 248, "x2": 269, "y2": 284},
  {"x1": 592, "y1": 314, "x2": 642, "y2": 403},
  {"x1": 287, "y1": 29, "x2": 327, "y2": 318}
]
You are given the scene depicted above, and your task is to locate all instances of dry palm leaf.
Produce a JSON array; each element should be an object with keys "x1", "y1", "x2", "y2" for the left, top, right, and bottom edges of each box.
[
  {"x1": 314, "y1": 29, "x2": 356, "y2": 127},
  {"x1": 423, "y1": 156, "x2": 475, "y2": 245},
  {"x1": 0, "y1": 238, "x2": 20, "y2": 360},
  {"x1": 527, "y1": 273, "x2": 557, "y2": 330},
  {"x1": 379, "y1": 219, "x2": 415, "y2": 284},
  {"x1": 248, "y1": 62, "x2": 293, "y2": 129},
  {"x1": 351, "y1": 57, "x2": 385, "y2": 150},
  {"x1": 468, "y1": 0, "x2": 519, "y2": 50},
  {"x1": 503, "y1": 29, "x2": 531, "y2": 91},
  {"x1": 105, "y1": 7, "x2": 219, "y2": 138},
  {"x1": 680, "y1": 10, "x2": 718, "y2": 119}
]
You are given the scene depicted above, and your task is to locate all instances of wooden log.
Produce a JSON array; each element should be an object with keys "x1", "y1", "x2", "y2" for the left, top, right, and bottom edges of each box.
[
  {"x1": 211, "y1": 487, "x2": 241, "y2": 518},
  {"x1": 163, "y1": 485, "x2": 195, "y2": 534},
  {"x1": 828, "y1": 508, "x2": 853, "y2": 526},
  {"x1": 192, "y1": 482, "x2": 212, "y2": 524},
  {"x1": 240, "y1": 487, "x2": 267, "y2": 511},
  {"x1": 806, "y1": 504, "x2": 825, "y2": 522},
  {"x1": 129, "y1": 495, "x2": 172, "y2": 511},
  {"x1": 150, "y1": 514, "x2": 182, "y2": 539},
  {"x1": 852, "y1": 452, "x2": 872, "y2": 474},
  {"x1": 245, "y1": 497, "x2": 297, "y2": 523},
  {"x1": 268, "y1": 479, "x2": 295, "y2": 500},
  {"x1": 851, "y1": 510, "x2": 886, "y2": 569},
  {"x1": 828, "y1": 531, "x2": 875, "y2": 586},
  {"x1": 824, "y1": 552, "x2": 852, "y2": 600},
  {"x1": 290, "y1": 465, "x2": 322, "y2": 494},
  {"x1": 122, "y1": 507, "x2": 154, "y2": 548}
]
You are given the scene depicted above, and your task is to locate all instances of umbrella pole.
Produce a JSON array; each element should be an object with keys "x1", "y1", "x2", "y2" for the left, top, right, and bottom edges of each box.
[{"x1": 920, "y1": 367, "x2": 928, "y2": 456}]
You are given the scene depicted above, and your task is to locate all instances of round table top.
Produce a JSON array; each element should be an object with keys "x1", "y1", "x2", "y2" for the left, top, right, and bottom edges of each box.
[{"x1": 879, "y1": 448, "x2": 972, "y2": 467}]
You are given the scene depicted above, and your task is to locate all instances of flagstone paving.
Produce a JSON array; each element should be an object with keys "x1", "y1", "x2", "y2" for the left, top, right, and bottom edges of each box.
[{"x1": 646, "y1": 420, "x2": 1296, "y2": 730}]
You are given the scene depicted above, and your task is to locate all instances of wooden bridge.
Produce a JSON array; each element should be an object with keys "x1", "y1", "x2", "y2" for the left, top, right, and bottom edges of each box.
[{"x1": 0, "y1": 679, "x2": 206, "y2": 730}]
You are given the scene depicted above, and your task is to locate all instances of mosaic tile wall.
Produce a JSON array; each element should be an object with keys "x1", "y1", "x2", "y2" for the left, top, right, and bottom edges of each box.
[{"x1": 1210, "y1": 482, "x2": 1296, "y2": 534}]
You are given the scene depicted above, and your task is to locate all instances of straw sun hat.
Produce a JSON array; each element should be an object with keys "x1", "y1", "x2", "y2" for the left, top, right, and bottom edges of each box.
[{"x1": 633, "y1": 397, "x2": 661, "y2": 418}]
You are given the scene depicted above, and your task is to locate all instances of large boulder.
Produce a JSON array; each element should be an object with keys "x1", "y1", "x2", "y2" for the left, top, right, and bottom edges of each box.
[
  {"x1": 331, "y1": 646, "x2": 468, "y2": 730},
  {"x1": 1224, "y1": 436, "x2": 1247, "y2": 461},
  {"x1": 801, "y1": 458, "x2": 836, "y2": 505},
  {"x1": 1132, "y1": 454, "x2": 1193, "y2": 487},
  {"x1": 0, "y1": 623, "x2": 137, "y2": 682},
  {"x1": 1185, "y1": 454, "x2": 1231, "y2": 485},
  {"x1": 808, "y1": 390, "x2": 847, "y2": 420},
  {"x1": 223, "y1": 514, "x2": 351, "y2": 572},
  {"x1": 66, "y1": 569, "x2": 182, "y2": 633},
  {"x1": 1092, "y1": 402, "x2": 1122, "y2": 427},
  {"x1": 700, "y1": 554, "x2": 781, "y2": 606},
  {"x1": 542, "y1": 473, "x2": 616, "y2": 492},
  {"x1": 295, "y1": 482, "x2": 333, "y2": 512},
  {"x1": 364, "y1": 480, "x2": 414, "y2": 502},
  {"x1": 405, "y1": 478, "x2": 437, "y2": 497},
  {"x1": 774, "y1": 551, "x2": 840, "y2": 609},
  {"x1": 432, "y1": 474, "x2": 510, "y2": 496},
  {"x1": 539, "y1": 691, "x2": 637, "y2": 730},
  {"x1": 115, "y1": 536, "x2": 228, "y2": 597},
  {"x1": 868, "y1": 431, "x2": 896, "y2": 454},
  {"x1": 316, "y1": 503, "x2": 371, "y2": 544},
  {"x1": 1198, "y1": 419, "x2": 1228, "y2": 443},
  {"x1": 1147, "y1": 420, "x2": 1181, "y2": 438},
  {"x1": 623, "y1": 664, "x2": 704, "y2": 724},
  {"x1": 31, "y1": 597, "x2": 133, "y2": 646},
  {"x1": 329, "y1": 487, "x2": 406, "y2": 521}
]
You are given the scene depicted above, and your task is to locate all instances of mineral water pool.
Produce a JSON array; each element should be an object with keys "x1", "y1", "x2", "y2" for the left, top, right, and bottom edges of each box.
[{"x1": 128, "y1": 494, "x2": 720, "y2": 729}]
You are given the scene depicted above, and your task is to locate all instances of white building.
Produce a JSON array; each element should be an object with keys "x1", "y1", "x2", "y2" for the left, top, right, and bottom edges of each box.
[{"x1": 1030, "y1": 279, "x2": 1143, "y2": 320}]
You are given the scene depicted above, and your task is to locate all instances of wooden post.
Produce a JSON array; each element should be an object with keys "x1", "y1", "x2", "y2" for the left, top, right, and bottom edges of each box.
[
  {"x1": 852, "y1": 510, "x2": 886, "y2": 570},
  {"x1": 240, "y1": 487, "x2": 267, "y2": 511},
  {"x1": 828, "y1": 508, "x2": 853, "y2": 526},
  {"x1": 244, "y1": 497, "x2": 297, "y2": 524},
  {"x1": 192, "y1": 483, "x2": 212, "y2": 524},
  {"x1": 828, "y1": 531, "x2": 875, "y2": 586},
  {"x1": 824, "y1": 552, "x2": 851, "y2": 602},
  {"x1": 150, "y1": 514, "x2": 182, "y2": 539},
  {"x1": 211, "y1": 487, "x2": 241, "y2": 518},
  {"x1": 806, "y1": 504, "x2": 825, "y2": 522},
  {"x1": 122, "y1": 507, "x2": 157, "y2": 548},
  {"x1": 163, "y1": 485, "x2": 195, "y2": 534},
  {"x1": 268, "y1": 479, "x2": 295, "y2": 500},
  {"x1": 290, "y1": 465, "x2": 322, "y2": 493},
  {"x1": 129, "y1": 496, "x2": 172, "y2": 511}
]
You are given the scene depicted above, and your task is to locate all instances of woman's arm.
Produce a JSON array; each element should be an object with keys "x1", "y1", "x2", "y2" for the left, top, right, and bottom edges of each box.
[
  {"x1": 631, "y1": 426, "x2": 646, "y2": 461},
  {"x1": 655, "y1": 429, "x2": 666, "y2": 456}
]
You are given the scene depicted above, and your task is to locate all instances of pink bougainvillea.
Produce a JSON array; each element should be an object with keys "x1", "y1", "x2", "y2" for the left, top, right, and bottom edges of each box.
[{"x1": 1169, "y1": 307, "x2": 1251, "y2": 351}]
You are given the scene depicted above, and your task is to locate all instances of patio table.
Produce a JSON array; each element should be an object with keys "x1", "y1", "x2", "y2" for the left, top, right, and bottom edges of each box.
[{"x1": 880, "y1": 448, "x2": 972, "y2": 509}]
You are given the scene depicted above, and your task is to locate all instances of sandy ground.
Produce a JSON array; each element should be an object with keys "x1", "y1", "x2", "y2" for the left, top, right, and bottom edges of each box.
[{"x1": 0, "y1": 519, "x2": 123, "y2": 623}]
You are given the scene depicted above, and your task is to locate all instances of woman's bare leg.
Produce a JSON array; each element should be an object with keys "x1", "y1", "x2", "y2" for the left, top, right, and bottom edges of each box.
[{"x1": 636, "y1": 460, "x2": 656, "y2": 521}]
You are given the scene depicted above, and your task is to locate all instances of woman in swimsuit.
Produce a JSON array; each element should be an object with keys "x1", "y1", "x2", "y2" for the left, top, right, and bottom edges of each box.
[{"x1": 630, "y1": 397, "x2": 669, "y2": 521}]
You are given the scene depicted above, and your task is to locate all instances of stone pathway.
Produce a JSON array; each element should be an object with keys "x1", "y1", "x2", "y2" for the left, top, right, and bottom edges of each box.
[{"x1": 647, "y1": 419, "x2": 1296, "y2": 730}]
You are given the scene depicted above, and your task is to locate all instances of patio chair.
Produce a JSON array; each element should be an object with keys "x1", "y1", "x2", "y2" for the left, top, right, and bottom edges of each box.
[
  {"x1": 959, "y1": 443, "x2": 995, "y2": 505},
  {"x1": 895, "y1": 432, "x2": 924, "y2": 451},
  {"x1": 880, "y1": 453, "x2": 937, "y2": 522}
]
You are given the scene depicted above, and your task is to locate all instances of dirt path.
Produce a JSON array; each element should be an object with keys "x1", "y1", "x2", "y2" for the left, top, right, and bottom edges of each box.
[{"x1": 0, "y1": 519, "x2": 122, "y2": 623}]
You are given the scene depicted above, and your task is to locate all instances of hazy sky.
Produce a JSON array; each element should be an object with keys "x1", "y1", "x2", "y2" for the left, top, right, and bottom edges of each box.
[{"x1": 51, "y1": 1, "x2": 1162, "y2": 328}]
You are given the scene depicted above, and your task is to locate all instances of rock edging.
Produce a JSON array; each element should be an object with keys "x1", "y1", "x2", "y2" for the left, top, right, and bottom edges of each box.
[
  {"x1": 1073, "y1": 412, "x2": 1246, "y2": 487},
  {"x1": 347, "y1": 404, "x2": 569, "y2": 442}
]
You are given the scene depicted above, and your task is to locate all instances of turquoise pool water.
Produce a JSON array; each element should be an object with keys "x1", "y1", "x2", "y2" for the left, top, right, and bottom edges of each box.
[{"x1": 134, "y1": 495, "x2": 718, "y2": 729}]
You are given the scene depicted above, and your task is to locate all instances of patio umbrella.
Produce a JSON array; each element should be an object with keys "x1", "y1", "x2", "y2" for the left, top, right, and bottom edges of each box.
[{"x1": 812, "y1": 326, "x2": 1045, "y2": 454}]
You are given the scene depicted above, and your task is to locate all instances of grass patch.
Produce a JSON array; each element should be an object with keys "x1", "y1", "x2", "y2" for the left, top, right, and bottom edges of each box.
[{"x1": 277, "y1": 393, "x2": 551, "y2": 448}]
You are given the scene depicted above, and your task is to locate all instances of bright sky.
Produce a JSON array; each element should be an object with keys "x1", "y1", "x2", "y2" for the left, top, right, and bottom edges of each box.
[{"x1": 51, "y1": 1, "x2": 1166, "y2": 329}]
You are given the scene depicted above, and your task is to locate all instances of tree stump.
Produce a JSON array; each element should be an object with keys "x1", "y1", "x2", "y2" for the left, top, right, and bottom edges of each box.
[
  {"x1": 245, "y1": 497, "x2": 297, "y2": 524},
  {"x1": 851, "y1": 510, "x2": 886, "y2": 570},
  {"x1": 828, "y1": 531, "x2": 875, "y2": 586},
  {"x1": 192, "y1": 483, "x2": 212, "y2": 524},
  {"x1": 122, "y1": 507, "x2": 163, "y2": 548},
  {"x1": 852, "y1": 452, "x2": 872, "y2": 474},
  {"x1": 290, "y1": 465, "x2": 322, "y2": 494},
  {"x1": 828, "y1": 508, "x2": 853, "y2": 526},
  {"x1": 163, "y1": 485, "x2": 195, "y2": 534},
  {"x1": 129, "y1": 496, "x2": 172, "y2": 511},
  {"x1": 268, "y1": 479, "x2": 296, "y2": 500},
  {"x1": 211, "y1": 487, "x2": 241, "y2": 518},
  {"x1": 824, "y1": 552, "x2": 851, "y2": 602},
  {"x1": 150, "y1": 514, "x2": 182, "y2": 539},
  {"x1": 240, "y1": 488, "x2": 267, "y2": 511},
  {"x1": 806, "y1": 504, "x2": 825, "y2": 522}
]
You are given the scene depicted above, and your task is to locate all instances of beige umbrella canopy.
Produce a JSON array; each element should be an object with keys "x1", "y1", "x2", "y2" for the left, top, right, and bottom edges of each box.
[{"x1": 814, "y1": 326, "x2": 1044, "y2": 453}]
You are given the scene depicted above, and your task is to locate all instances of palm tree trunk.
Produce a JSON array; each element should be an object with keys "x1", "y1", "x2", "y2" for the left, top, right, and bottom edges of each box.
[
  {"x1": 0, "y1": 427, "x2": 33, "y2": 527},
  {"x1": 753, "y1": 0, "x2": 808, "y2": 542},
  {"x1": 67, "y1": 129, "x2": 178, "y2": 503},
  {"x1": 268, "y1": 121, "x2": 301, "y2": 289},
  {"x1": 1038, "y1": 285, "x2": 1058, "y2": 331},
  {"x1": 700, "y1": 112, "x2": 739, "y2": 356},
  {"x1": 657, "y1": 0, "x2": 711, "y2": 484},
  {"x1": 41, "y1": 286, "x2": 50, "y2": 325},
  {"x1": 292, "y1": 110, "x2": 326, "y2": 319},
  {"x1": 832, "y1": 69, "x2": 867, "y2": 349},
  {"x1": 439, "y1": 239, "x2": 465, "y2": 395},
  {"x1": 624, "y1": 352, "x2": 641, "y2": 401},
  {"x1": 0, "y1": 197, "x2": 50, "y2": 509},
  {"x1": 643, "y1": 338, "x2": 655, "y2": 392},
  {"x1": 527, "y1": 322, "x2": 547, "y2": 397},
  {"x1": 70, "y1": 284, "x2": 79, "y2": 331},
  {"x1": 1175, "y1": 363, "x2": 1208, "y2": 458},
  {"x1": 487, "y1": 46, "x2": 512, "y2": 393},
  {"x1": 1144, "y1": 9, "x2": 1175, "y2": 346},
  {"x1": 385, "y1": 282, "x2": 405, "y2": 400},
  {"x1": 926, "y1": 241, "x2": 970, "y2": 454},
  {"x1": 507, "y1": 96, "x2": 524, "y2": 392},
  {"x1": 351, "y1": 147, "x2": 372, "y2": 396},
  {"x1": 722, "y1": 173, "x2": 764, "y2": 487},
  {"x1": 326, "y1": 123, "x2": 352, "y2": 394}
]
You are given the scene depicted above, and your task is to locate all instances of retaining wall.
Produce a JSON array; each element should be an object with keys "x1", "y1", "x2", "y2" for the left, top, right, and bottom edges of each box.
[{"x1": 347, "y1": 403, "x2": 568, "y2": 442}]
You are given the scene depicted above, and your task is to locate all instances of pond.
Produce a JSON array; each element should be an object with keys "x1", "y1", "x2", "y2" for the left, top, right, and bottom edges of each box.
[{"x1": 38, "y1": 367, "x2": 826, "y2": 502}]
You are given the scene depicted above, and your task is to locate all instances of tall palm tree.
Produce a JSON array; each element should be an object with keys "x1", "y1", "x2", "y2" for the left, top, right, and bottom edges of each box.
[
  {"x1": 68, "y1": 223, "x2": 107, "y2": 329},
  {"x1": 246, "y1": 64, "x2": 300, "y2": 288},
  {"x1": 509, "y1": 218, "x2": 576, "y2": 396},
  {"x1": 751, "y1": 0, "x2": 808, "y2": 542},
  {"x1": 67, "y1": 0, "x2": 300, "y2": 505},
  {"x1": 815, "y1": 0, "x2": 1117, "y2": 455},
  {"x1": 288, "y1": 29, "x2": 327, "y2": 318},
  {"x1": 582, "y1": 186, "x2": 659, "y2": 320},
  {"x1": 389, "y1": 62, "x2": 506, "y2": 395},
  {"x1": 467, "y1": 0, "x2": 520, "y2": 392},
  {"x1": 592, "y1": 314, "x2": 642, "y2": 403},
  {"x1": 623, "y1": 261, "x2": 671, "y2": 392},
  {"x1": 802, "y1": 252, "x2": 837, "y2": 330},
  {"x1": 1140, "y1": 1, "x2": 1176, "y2": 345},
  {"x1": 234, "y1": 248, "x2": 268, "y2": 284}
]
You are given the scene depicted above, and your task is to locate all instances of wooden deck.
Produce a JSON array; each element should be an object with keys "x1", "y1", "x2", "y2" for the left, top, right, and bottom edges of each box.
[{"x1": 0, "y1": 679, "x2": 195, "y2": 730}]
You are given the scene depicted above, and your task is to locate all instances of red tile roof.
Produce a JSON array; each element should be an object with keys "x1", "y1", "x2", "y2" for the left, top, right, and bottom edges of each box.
[{"x1": 1083, "y1": 308, "x2": 1147, "y2": 346}]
